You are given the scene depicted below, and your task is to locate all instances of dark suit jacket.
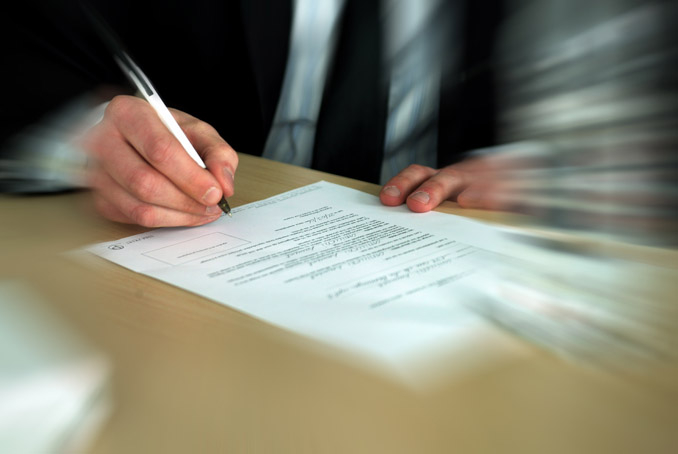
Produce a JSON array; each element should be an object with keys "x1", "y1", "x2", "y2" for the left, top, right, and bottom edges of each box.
[{"x1": 2, "y1": 0, "x2": 502, "y2": 184}]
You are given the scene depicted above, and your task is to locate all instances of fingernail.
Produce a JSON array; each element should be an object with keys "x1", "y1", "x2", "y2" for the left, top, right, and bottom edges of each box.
[
  {"x1": 224, "y1": 167, "x2": 235, "y2": 183},
  {"x1": 410, "y1": 191, "x2": 430, "y2": 204},
  {"x1": 205, "y1": 205, "x2": 220, "y2": 215},
  {"x1": 202, "y1": 186, "x2": 220, "y2": 204},
  {"x1": 382, "y1": 185, "x2": 401, "y2": 197}
]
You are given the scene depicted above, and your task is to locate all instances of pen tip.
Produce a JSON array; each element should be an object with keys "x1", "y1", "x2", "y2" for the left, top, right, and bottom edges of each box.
[{"x1": 217, "y1": 196, "x2": 232, "y2": 217}]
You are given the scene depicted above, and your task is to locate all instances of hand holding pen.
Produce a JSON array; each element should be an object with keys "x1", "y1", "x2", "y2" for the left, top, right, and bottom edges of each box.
[
  {"x1": 80, "y1": 6, "x2": 237, "y2": 227},
  {"x1": 83, "y1": 97, "x2": 237, "y2": 226}
]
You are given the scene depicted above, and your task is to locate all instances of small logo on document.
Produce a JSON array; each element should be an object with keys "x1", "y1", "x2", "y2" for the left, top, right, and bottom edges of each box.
[{"x1": 108, "y1": 244, "x2": 124, "y2": 250}]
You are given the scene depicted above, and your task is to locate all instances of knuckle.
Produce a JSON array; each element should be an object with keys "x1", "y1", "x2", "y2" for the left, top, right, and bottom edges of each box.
[
  {"x1": 394, "y1": 164, "x2": 434, "y2": 186},
  {"x1": 404, "y1": 164, "x2": 430, "y2": 176},
  {"x1": 129, "y1": 203, "x2": 157, "y2": 227},
  {"x1": 387, "y1": 175, "x2": 409, "y2": 189},
  {"x1": 206, "y1": 142, "x2": 238, "y2": 164},
  {"x1": 145, "y1": 135, "x2": 174, "y2": 164},
  {"x1": 128, "y1": 168, "x2": 160, "y2": 202},
  {"x1": 190, "y1": 119, "x2": 216, "y2": 137},
  {"x1": 421, "y1": 178, "x2": 446, "y2": 194},
  {"x1": 394, "y1": 164, "x2": 428, "y2": 181},
  {"x1": 106, "y1": 95, "x2": 134, "y2": 120},
  {"x1": 438, "y1": 166, "x2": 465, "y2": 180}
]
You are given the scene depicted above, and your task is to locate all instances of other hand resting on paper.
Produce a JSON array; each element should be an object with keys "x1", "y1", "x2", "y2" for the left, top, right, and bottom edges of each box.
[
  {"x1": 81, "y1": 95, "x2": 238, "y2": 227},
  {"x1": 379, "y1": 145, "x2": 677, "y2": 246},
  {"x1": 379, "y1": 151, "x2": 526, "y2": 214}
]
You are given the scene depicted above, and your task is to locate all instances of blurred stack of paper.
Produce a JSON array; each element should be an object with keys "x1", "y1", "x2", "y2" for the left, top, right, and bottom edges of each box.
[
  {"x1": 461, "y1": 229, "x2": 678, "y2": 370},
  {"x1": 0, "y1": 281, "x2": 112, "y2": 453}
]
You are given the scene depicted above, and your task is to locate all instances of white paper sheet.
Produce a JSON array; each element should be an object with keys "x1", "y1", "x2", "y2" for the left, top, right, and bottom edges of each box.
[
  {"x1": 0, "y1": 281, "x2": 112, "y2": 453},
  {"x1": 86, "y1": 181, "x2": 524, "y2": 371}
]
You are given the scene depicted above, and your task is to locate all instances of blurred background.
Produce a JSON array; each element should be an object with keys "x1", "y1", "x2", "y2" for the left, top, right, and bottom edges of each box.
[
  {"x1": 490, "y1": 0, "x2": 678, "y2": 247},
  {"x1": 1, "y1": 1, "x2": 677, "y2": 451}
]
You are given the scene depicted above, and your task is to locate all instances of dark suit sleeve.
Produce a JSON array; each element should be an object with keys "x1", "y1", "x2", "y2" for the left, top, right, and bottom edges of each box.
[
  {"x1": 2, "y1": 0, "x2": 296, "y2": 164},
  {"x1": 0, "y1": 1, "x2": 132, "y2": 150}
]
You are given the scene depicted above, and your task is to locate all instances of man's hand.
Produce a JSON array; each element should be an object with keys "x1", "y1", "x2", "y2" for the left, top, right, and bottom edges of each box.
[
  {"x1": 379, "y1": 154, "x2": 525, "y2": 213},
  {"x1": 379, "y1": 147, "x2": 677, "y2": 247},
  {"x1": 81, "y1": 95, "x2": 238, "y2": 227}
]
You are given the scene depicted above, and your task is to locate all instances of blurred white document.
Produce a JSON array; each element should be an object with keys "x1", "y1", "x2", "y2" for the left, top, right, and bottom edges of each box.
[
  {"x1": 85, "y1": 181, "x2": 675, "y2": 378},
  {"x1": 0, "y1": 281, "x2": 111, "y2": 453},
  {"x1": 86, "y1": 181, "x2": 519, "y2": 368}
]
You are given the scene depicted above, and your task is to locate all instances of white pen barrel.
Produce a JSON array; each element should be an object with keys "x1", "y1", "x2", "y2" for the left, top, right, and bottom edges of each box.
[{"x1": 148, "y1": 94, "x2": 206, "y2": 169}]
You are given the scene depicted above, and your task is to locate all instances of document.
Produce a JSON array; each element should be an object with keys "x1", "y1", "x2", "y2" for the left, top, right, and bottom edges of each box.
[
  {"x1": 0, "y1": 281, "x2": 111, "y2": 453},
  {"x1": 86, "y1": 181, "x2": 529, "y2": 377}
]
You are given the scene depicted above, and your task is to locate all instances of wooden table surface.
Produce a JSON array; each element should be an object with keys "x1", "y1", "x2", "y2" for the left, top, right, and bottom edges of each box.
[{"x1": 2, "y1": 153, "x2": 676, "y2": 454}]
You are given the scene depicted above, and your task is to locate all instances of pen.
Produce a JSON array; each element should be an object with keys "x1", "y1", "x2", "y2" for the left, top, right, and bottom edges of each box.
[{"x1": 85, "y1": 6, "x2": 232, "y2": 216}]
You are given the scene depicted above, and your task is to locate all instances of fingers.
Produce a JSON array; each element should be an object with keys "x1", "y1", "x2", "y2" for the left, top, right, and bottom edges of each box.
[
  {"x1": 171, "y1": 109, "x2": 239, "y2": 199},
  {"x1": 106, "y1": 96, "x2": 225, "y2": 206},
  {"x1": 87, "y1": 122, "x2": 216, "y2": 216},
  {"x1": 81, "y1": 95, "x2": 238, "y2": 227},
  {"x1": 88, "y1": 165, "x2": 222, "y2": 227},
  {"x1": 378, "y1": 160, "x2": 530, "y2": 214},
  {"x1": 380, "y1": 164, "x2": 473, "y2": 213},
  {"x1": 380, "y1": 164, "x2": 436, "y2": 206}
]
